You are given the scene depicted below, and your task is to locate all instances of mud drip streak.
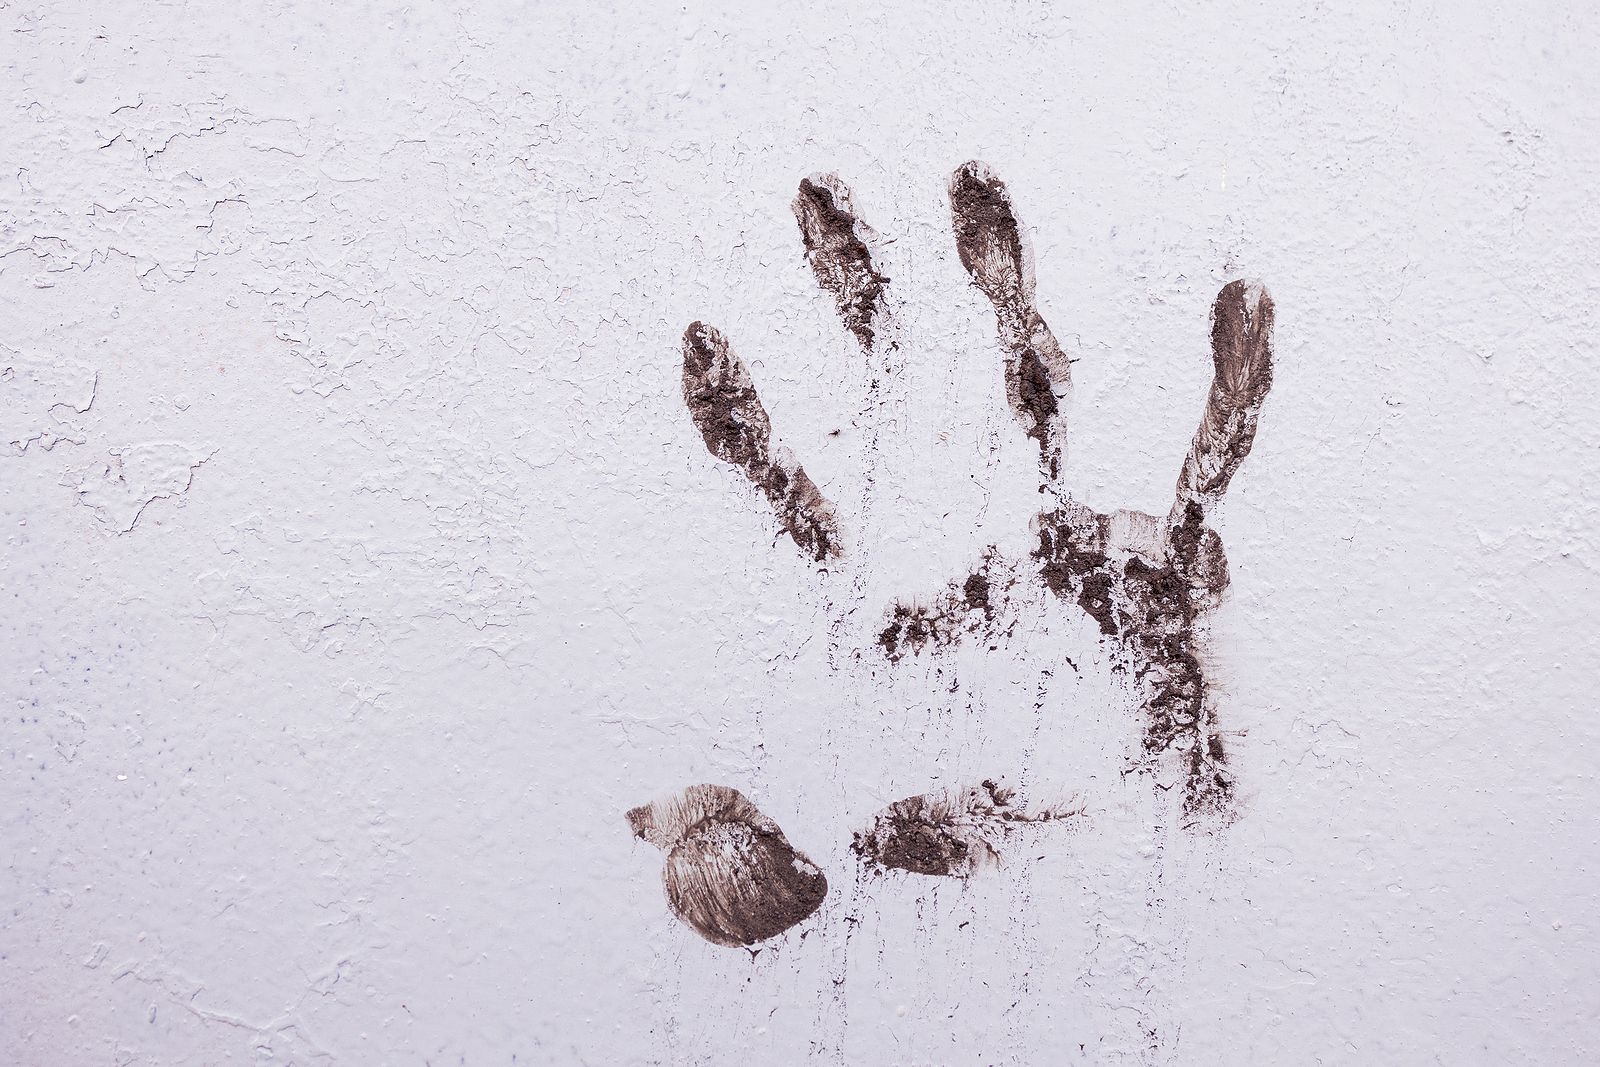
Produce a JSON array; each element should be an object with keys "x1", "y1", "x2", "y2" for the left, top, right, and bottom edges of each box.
[
  {"x1": 681, "y1": 322, "x2": 842, "y2": 562},
  {"x1": 947, "y1": 161, "x2": 1073, "y2": 484}
]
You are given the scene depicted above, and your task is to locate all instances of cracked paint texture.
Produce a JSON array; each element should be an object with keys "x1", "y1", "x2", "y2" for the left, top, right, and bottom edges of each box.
[{"x1": 3, "y1": 2, "x2": 1599, "y2": 1065}]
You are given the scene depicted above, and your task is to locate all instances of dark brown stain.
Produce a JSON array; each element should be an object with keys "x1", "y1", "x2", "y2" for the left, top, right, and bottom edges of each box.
[
  {"x1": 878, "y1": 280, "x2": 1274, "y2": 819},
  {"x1": 1035, "y1": 504, "x2": 1117, "y2": 637},
  {"x1": 1172, "y1": 280, "x2": 1276, "y2": 517},
  {"x1": 1032, "y1": 502, "x2": 1235, "y2": 815},
  {"x1": 1023, "y1": 282, "x2": 1274, "y2": 817},
  {"x1": 948, "y1": 160, "x2": 1072, "y2": 481},
  {"x1": 675, "y1": 163, "x2": 1277, "y2": 826},
  {"x1": 962, "y1": 570, "x2": 991, "y2": 614},
  {"x1": 627, "y1": 784, "x2": 828, "y2": 948},
  {"x1": 682, "y1": 322, "x2": 841, "y2": 561},
  {"x1": 793, "y1": 175, "x2": 889, "y2": 349},
  {"x1": 877, "y1": 550, "x2": 1015, "y2": 661},
  {"x1": 853, "y1": 781, "x2": 1079, "y2": 877}
]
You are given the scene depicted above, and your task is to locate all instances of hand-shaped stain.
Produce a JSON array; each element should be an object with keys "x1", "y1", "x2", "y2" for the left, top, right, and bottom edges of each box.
[{"x1": 630, "y1": 162, "x2": 1275, "y2": 947}]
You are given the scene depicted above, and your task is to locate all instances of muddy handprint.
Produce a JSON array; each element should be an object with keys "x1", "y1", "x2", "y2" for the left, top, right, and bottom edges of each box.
[{"x1": 631, "y1": 161, "x2": 1274, "y2": 946}]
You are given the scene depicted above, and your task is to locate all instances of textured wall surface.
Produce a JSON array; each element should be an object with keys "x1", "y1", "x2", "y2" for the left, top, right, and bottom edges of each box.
[{"x1": 5, "y1": 2, "x2": 1599, "y2": 1064}]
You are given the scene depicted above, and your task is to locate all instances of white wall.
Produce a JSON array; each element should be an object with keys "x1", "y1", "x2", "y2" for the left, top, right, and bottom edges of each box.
[{"x1": 4, "y1": 2, "x2": 1598, "y2": 1063}]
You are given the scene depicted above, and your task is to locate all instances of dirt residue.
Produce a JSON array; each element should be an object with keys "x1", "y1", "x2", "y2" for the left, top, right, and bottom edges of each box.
[
  {"x1": 679, "y1": 160, "x2": 1276, "y2": 824},
  {"x1": 878, "y1": 551, "x2": 1015, "y2": 661},
  {"x1": 868, "y1": 278, "x2": 1274, "y2": 819},
  {"x1": 793, "y1": 175, "x2": 890, "y2": 349},
  {"x1": 948, "y1": 163, "x2": 1026, "y2": 300},
  {"x1": 1032, "y1": 503, "x2": 1236, "y2": 816},
  {"x1": 853, "y1": 781, "x2": 1079, "y2": 877},
  {"x1": 1013, "y1": 345, "x2": 1060, "y2": 455},
  {"x1": 682, "y1": 322, "x2": 841, "y2": 561},
  {"x1": 1007, "y1": 279, "x2": 1276, "y2": 819},
  {"x1": 947, "y1": 161, "x2": 1072, "y2": 481},
  {"x1": 962, "y1": 570, "x2": 991, "y2": 614},
  {"x1": 627, "y1": 784, "x2": 828, "y2": 948},
  {"x1": 1034, "y1": 506, "x2": 1116, "y2": 637}
]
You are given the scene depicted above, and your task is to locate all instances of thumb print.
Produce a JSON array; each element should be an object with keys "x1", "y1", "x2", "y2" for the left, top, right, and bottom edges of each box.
[{"x1": 626, "y1": 784, "x2": 828, "y2": 948}]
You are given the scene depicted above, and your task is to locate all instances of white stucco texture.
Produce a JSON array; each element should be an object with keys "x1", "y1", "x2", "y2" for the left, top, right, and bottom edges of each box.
[{"x1": 4, "y1": 2, "x2": 1598, "y2": 1064}]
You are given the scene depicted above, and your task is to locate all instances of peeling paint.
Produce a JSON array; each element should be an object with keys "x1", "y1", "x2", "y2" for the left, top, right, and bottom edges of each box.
[
  {"x1": 1, "y1": 347, "x2": 98, "y2": 455},
  {"x1": 67, "y1": 442, "x2": 213, "y2": 532}
]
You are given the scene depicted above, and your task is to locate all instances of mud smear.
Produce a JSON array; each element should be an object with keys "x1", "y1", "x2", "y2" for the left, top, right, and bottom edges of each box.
[
  {"x1": 627, "y1": 784, "x2": 828, "y2": 948},
  {"x1": 682, "y1": 323, "x2": 842, "y2": 561},
  {"x1": 1027, "y1": 284, "x2": 1273, "y2": 816},
  {"x1": 1031, "y1": 500, "x2": 1236, "y2": 817},
  {"x1": 1035, "y1": 502, "x2": 1117, "y2": 638},
  {"x1": 853, "y1": 781, "x2": 1080, "y2": 877},
  {"x1": 1172, "y1": 281, "x2": 1276, "y2": 520},
  {"x1": 869, "y1": 282, "x2": 1273, "y2": 818},
  {"x1": 877, "y1": 550, "x2": 1019, "y2": 662},
  {"x1": 1018, "y1": 283, "x2": 1273, "y2": 817},
  {"x1": 948, "y1": 161, "x2": 1073, "y2": 481},
  {"x1": 681, "y1": 162, "x2": 1274, "y2": 823},
  {"x1": 793, "y1": 175, "x2": 889, "y2": 349}
]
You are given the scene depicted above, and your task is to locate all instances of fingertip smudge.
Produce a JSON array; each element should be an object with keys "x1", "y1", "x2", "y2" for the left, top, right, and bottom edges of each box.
[
  {"x1": 948, "y1": 160, "x2": 1071, "y2": 480},
  {"x1": 681, "y1": 324, "x2": 842, "y2": 561},
  {"x1": 794, "y1": 174, "x2": 889, "y2": 350}
]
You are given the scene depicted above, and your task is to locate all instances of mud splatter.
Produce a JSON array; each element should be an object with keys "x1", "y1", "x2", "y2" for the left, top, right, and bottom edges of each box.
[
  {"x1": 682, "y1": 323, "x2": 841, "y2": 561},
  {"x1": 627, "y1": 784, "x2": 828, "y2": 948},
  {"x1": 853, "y1": 781, "x2": 1080, "y2": 877},
  {"x1": 793, "y1": 174, "x2": 889, "y2": 349},
  {"x1": 877, "y1": 550, "x2": 1019, "y2": 661},
  {"x1": 948, "y1": 160, "x2": 1073, "y2": 481},
  {"x1": 1172, "y1": 281, "x2": 1276, "y2": 520}
]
